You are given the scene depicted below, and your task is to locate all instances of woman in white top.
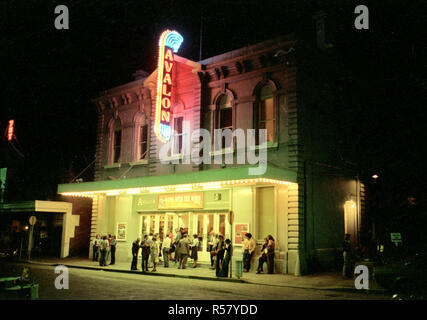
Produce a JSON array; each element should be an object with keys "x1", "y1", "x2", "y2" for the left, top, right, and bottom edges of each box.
[
  {"x1": 150, "y1": 235, "x2": 160, "y2": 272},
  {"x1": 162, "y1": 234, "x2": 172, "y2": 267},
  {"x1": 190, "y1": 234, "x2": 200, "y2": 268}
]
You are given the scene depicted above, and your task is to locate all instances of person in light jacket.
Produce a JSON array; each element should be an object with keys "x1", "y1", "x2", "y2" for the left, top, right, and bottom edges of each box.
[
  {"x1": 190, "y1": 234, "x2": 199, "y2": 268},
  {"x1": 92, "y1": 234, "x2": 100, "y2": 262},
  {"x1": 162, "y1": 234, "x2": 172, "y2": 267},
  {"x1": 150, "y1": 235, "x2": 160, "y2": 272},
  {"x1": 99, "y1": 235, "x2": 109, "y2": 267},
  {"x1": 177, "y1": 234, "x2": 190, "y2": 269},
  {"x1": 242, "y1": 233, "x2": 256, "y2": 272}
]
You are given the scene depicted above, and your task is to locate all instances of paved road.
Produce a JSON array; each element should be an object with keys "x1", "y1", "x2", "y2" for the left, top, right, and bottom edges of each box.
[{"x1": 0, "y1": 262, "x2": 389, "y2": 300}]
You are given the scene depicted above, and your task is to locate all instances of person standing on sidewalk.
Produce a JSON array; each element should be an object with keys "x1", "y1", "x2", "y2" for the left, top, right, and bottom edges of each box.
[
  {"x1": 242, "y1": 233, "x2": 256, "y2": 272},
  {"x1": 190, "y1": 234, "x2": 199, "y2": 268},
  {"x1": 218, "y1": 239, "x2": 232, "y2": 277},
  {"x1": 342, "y1": 233, "x2": 352, "y2": 277},
  {"x1": 174, "y1": 228, "x2": 183, "y2": 264},
  {"x1": 99, "y1": 235, "x2": 109, "y2": 267},
  {"x1": 215, "y1": 235, "x2": 226, "y2": 276},
  {"x1": 110, "y1": 235, "x2": 117, "y2": 265},
  {"x1": 177, "y1": 234, "x2": 190, "y2": 269},
  {"x1": 131, "y1": 238, "x2": 140, "y2": 270},
  {"x1": 162, "y1": 234, "x2": 172, "y2": 267},
  {"x1": 106, "y1": 234, "x2": 112, "y2": 264},
  {"x1": 256, "y1": 237, "x2": 269, "y2": 273},
  {"x1": 141, "y1": 235, "x2": 151, "y2": 272},
  {"x1": 266, "y1": 235, "x2": 275, "y2": 274},
  {"x1": 147, "y1": 233, "x2": 154, "y2": 268},
  {"x1": 207, "y1": 232, "x2": 214, "y2": 268},
  {"x1": 210, "y1": 234, "x2": 219, "y2": 269},
  {"x1": 92, "y1": 235, "x2": 100, "y2": 262},
  {"x1": 150, "y1": 235, "x2": 160, "y2": 272}
]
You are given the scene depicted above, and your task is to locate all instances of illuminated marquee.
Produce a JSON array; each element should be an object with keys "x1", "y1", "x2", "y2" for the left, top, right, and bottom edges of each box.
[{"x1": 154, "y1": 30, "x2": 184, "y2": 142}]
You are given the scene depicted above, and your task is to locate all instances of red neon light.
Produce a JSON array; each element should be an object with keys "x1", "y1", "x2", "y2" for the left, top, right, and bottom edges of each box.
[{"x1": 7, "y1": 119, "x2": 14, "y2": 141}]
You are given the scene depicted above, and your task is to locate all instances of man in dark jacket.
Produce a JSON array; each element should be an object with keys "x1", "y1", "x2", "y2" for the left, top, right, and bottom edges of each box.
[
  {"x1": 131, "y1": 238, "x2": 140, "y2": 270},
  {"x1": 218, "y1": 239, "x2": 232, "y2": 277},
  {"x1": 110, "y1": 235, "x2": 117, "y2": 265},
  {"x1": 174, "y1": 228, "x2": 183, "y2": 263},
  {"x1": 141, "y1": 235, "x2": 151, "y2": 272},
  {"x1": 342, "y1": 233, "x2": 352, "y2": 277},
  {"x1": 215, "y1": 235, "x2": 225, "y2": 276}
]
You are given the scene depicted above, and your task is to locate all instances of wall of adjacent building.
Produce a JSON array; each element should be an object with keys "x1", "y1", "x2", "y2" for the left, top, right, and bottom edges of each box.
[{"x1": 296, "y1": 40, "x2": 364, "y2": 273}]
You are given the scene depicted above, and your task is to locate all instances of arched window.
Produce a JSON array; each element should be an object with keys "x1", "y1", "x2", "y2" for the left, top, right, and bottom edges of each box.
[
  {"x1": 139, "y1": 123, "x2": 148, "y2": 160},
  {"x1": 112, "y1": 119, "x2": 122, "y2": 163},
  {"x1": 216, "y1": 94, "x2": 233, "y2": 149},
  {"x1": 255, "y1": 84, "x2": 276, "y2": 144},
  {"x1": 134, "y1": 113, "x2": 149, "y2": 161}
]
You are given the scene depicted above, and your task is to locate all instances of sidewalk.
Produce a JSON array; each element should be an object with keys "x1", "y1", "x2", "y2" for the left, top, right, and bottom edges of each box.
[{"x1": 23, "y1": 257, "x2": 387, "y2": 294}]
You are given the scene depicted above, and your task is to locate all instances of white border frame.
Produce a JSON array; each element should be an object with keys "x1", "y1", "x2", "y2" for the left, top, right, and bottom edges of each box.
[
  {"x1": 233, "y1": 222, "x2": 249, "y2": 246},
  {"x1": 116, "y1": 222, "x2": 127, "y2": 241}
]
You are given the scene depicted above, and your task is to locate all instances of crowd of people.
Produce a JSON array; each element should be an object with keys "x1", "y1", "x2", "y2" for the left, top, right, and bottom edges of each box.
[
  {"x1": 92, "y1": 229, "x2": 276, "y2": 276},
  {"x1": 129, "y1": 228, "x2": 234, "y2": 277},
  {"x1": 92, "y1": 234, "x2": 117, "y2": 266},
  {"x1": 242, "y1": 233, "x2": 276, "y2": 274}
]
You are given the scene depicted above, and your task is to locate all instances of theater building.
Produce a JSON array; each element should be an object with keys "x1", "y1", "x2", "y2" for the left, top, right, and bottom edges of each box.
[{"x1": 58, "y1": 32, "x2": 365, "y2": 274}]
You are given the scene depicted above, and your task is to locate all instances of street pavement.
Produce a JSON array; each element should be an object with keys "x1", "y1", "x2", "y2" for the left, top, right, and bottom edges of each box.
[
  {"x1": 0, "y1": 261, "x2": 390, "y2": 300},
  {"x1": 7, "y1": 256, "x2": 387, "y2": 294}
]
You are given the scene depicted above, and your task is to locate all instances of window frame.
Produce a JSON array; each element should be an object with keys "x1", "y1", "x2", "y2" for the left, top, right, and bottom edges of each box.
[
  {"x1": 214, "y1": 94, "x2": 234, "y2": 151},
  {"x1": 132, "y1": 113, "x2": 150, "y2": 165},
  {"x1": 139, "y1": 123, "x2": 149, "y2": 160},
  {"x1": 112, "y1": 118, "x2": 122, "y2": 164},
  {"x1": 171, "y1": 114, "x2": 184, "y2": 156},
  {"x1": 254, "y1": 84, "x2": 278, "y2": 146}
]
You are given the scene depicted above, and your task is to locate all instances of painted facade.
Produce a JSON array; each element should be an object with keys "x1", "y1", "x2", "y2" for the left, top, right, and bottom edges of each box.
[{"x1": 58, "y1": 34, "x2": 365, "y2": 274}]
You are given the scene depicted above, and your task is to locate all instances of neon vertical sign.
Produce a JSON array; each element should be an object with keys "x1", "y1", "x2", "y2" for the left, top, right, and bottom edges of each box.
[
  {"x1": 154, "y1": 30, "x2": 184, "y2": 142},
  {"x1": 7, "y1": 120, "x2": 14, "y2": 141}
]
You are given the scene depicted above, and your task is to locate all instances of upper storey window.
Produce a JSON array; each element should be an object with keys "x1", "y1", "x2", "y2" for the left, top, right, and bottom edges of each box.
[
  {"x1": 112, "y1": 119, "x2": 122, "y2": 163},
  {"x1": 256, "y1": 84, "x2": 276, "y2": 144},
  {"x1": 133, "y1": 113, "x2": 149, "y2": 162},
  {"x1": 172, "y1": 115, "x2": 184, "y2": 155},
  {"x1": 139, "y1": 123, "x2": 148, "y2": 160},
  {"x1": 216, "y1": 94, "x2": 233, "y2": 149}
]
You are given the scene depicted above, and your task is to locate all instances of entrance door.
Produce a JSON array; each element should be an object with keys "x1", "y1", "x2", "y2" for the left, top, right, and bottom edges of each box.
[
  {"x1": 140, "y1": 213, "x2": 178, "y2": 240},
  {"x1": 139, "y1": 211, "x2": 230, "y2": 262},
  {"x1": 190, "y1": 212, "x2": 229, "y2": 262}
]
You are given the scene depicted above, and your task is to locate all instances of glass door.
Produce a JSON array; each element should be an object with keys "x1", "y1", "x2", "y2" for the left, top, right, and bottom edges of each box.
[{"x1": 190, "y1": 212, "x2": 230, "y2": 262}]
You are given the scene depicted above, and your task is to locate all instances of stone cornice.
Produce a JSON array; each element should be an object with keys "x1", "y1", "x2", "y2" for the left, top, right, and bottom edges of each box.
[{"x1": 93, "y1": 87, "x2": 150, "y2": 112}]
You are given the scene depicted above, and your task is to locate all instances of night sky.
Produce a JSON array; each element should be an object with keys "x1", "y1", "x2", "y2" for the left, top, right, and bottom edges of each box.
[{"x1": 1, "y1": 1, "x2": 426, "y2": 238}]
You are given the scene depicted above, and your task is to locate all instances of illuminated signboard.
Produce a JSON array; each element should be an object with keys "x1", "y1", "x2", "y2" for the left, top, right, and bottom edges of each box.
[
  {"x1": 154, "y1": 30, "x2": 184, "y2": 142},
  {"x1": 7, "y1": 120, "x2": 14, "y2": 141},
  {"x1": 158, "y1": 192, "x2": 203, "y2": 209}
]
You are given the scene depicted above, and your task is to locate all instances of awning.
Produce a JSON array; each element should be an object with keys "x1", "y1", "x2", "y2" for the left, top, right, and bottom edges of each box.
[{"x1": 57, "y1": 165, "x2": 297, "y2": 194}]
